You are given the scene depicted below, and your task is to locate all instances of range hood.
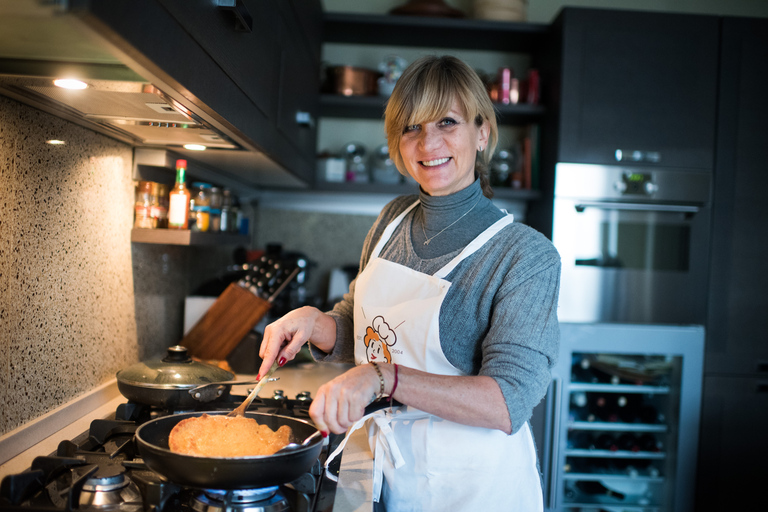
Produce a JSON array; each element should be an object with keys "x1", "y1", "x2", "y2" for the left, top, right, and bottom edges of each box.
[{"x1": 0, "y1": 0, "x2": 311, "y2": 191}]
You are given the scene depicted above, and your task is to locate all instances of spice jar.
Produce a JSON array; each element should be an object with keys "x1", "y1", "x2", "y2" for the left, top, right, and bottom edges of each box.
[
  {"x1": 209, "y1": 186, "x2": 223, "y2": 232},
  {"x1": 150, "y1": 182, "x2": 169, "y2": 229},
  {"x1": 134, "y1": 181, "x2": 155, "y2": 229},
  {"x1": 190, "y1": 182, "x2": 212, "y2": 232}
]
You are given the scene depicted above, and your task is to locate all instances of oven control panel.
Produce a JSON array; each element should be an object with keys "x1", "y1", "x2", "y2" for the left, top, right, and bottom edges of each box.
[{"x1": 615, "y1": 172, "x2": 658, "y2": 196}]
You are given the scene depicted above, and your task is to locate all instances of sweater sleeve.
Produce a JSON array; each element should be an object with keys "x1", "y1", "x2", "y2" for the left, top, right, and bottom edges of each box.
[
  {"x1": 479, "y1": 238, "x2": 561, "y2": 434},
  {"x1": 308, "y1": 195, "x2": 418, "y2": 363}
]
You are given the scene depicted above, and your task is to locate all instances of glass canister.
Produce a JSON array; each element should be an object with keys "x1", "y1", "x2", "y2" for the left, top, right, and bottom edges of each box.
[
  {"x1": 343, "y1": 142, "x2": 369, "y2": 183},
  {"x1": 209, "y1": 186, "x2": 223, "y2": 232},
  {"x1": 220, "y1": 189, "x2": 233, "y2": 233},
  {"x1": 371, "y1": 143, "x2": 402, "y2": 184},
  {"x1": 190, "y1": 182, "x2": 212, "y2": 232},
  {"x1": 491, "y1": 149, "x2": 516, "y2": 187}
]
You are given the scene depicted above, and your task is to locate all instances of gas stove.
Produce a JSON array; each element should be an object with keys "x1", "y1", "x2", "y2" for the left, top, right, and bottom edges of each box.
[{"x1": 0, "y1": 393, "x2": 341, "y2": 512}]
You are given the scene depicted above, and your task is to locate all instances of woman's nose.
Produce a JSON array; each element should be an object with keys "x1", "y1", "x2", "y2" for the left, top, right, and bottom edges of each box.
[{"x1": 418, "y1": 126, "x2": 442, "y2": 150}]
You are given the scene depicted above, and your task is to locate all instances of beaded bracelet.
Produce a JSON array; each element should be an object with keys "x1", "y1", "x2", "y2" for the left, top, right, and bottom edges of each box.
[{"x1": 371, "y1": 362, "x2": 385, "y2": 400}]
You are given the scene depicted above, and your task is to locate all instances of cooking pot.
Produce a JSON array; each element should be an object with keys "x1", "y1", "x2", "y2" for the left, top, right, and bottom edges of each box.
[
  {"x1": 116, "y1": 345, "x2": 240, "y2": 408},
  {"x1": 327, "y1": 65, "x2": 381, "y2": 96},
  {"x1": 135, "y1": 411, "x2": 323, "y2": 489}
]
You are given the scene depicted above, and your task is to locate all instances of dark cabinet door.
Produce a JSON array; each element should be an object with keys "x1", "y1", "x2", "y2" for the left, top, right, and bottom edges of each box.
[
  {"x1": 156, "y1": 0, "x2": 280, "y2": 120},
  {"x1": 558, "y1": 8, "x2": 719, "y2": 169},
  {"x1": 275, "y1": 0, "x2": 321, "y2": 168},
  {"x1": 696, "y1": 375, "x2": 768, "y2": 510},
  {"x1": 706, "y1": 17, "x2": 768, "y2": 375}
]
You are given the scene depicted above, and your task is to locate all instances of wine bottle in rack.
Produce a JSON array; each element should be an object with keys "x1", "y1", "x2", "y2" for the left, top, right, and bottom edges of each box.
[
  {"x1": 568, "y1": 431, "x2": 593, "y2": 450},
  {"x1": 637, "y1": 433, "x2": 663, "y2": 452},
  {"x1": 574, "y1": 481, "x2": 626, "y2": 501},
  {"x1": 616, "y1": 432, "x2": 640, "y2": 452},
  {"x1": 571, "y1": 357, "x2": 599, "y2": 383},
  {"x1": 594, "y1": 433, "x2": 618, "y2": 451}
]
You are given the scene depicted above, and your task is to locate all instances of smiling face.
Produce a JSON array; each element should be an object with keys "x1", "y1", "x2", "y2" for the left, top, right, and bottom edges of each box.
[{"x1": 398, "y1": 99, "x2": 489, "y2": 196}]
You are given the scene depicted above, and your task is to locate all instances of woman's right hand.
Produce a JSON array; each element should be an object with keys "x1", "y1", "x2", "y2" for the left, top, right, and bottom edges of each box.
[{"x1": 257, "y1": 306, "x2": 336, "y2": 378}]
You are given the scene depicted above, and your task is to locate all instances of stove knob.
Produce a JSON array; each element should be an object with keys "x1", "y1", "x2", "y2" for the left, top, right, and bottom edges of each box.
[
  {"x1": 273, "y1": 389, "x2": 285, "y2": 399},
  {"x1": 296, "y1": 391, "x2": 312, "y2": 401}
]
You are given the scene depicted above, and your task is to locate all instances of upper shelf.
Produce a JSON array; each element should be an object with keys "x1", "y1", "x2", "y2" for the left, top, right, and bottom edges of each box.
[
  {"x1": 322, "y1": 12, "x2": 550, "y2": 53},
  {"x1": 131, "y1": 228, "x2": 250, "y2": 246},
  {"x1": 320, "y1": 94, "x2": 545, "y2": 125}
]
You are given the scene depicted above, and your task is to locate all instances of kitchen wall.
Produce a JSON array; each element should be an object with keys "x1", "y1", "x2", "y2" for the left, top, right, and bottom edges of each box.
[{"x1": 0, "y1": 95, "x2": 233, "y2": 436}]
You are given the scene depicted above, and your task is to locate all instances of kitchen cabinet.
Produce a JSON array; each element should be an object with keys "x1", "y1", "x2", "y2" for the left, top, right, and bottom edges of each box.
[
  {"x1": 0, "y1": 0, "x2": 322, "y2": 187},
  {"x1": 317, "y1": 12, "x2": 550, "y2": 203},
  {"x1": 151, "y1": 0, "x2": 322, "y2": 178},
  {"x1": 554, "y1": 8, "x2": 719, "y2": 170},
  {"x1": 696, "y1": 375, "x2": 768, "y2": 511},
  {"x1": 705, "y1": 16, "x2": 768, "y2": 376},
  {"x1": 696, "y1": 17, "x2": 768, "y2": 510}
]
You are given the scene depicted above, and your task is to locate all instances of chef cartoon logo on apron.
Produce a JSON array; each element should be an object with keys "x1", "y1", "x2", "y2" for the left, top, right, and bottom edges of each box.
[{"x1": 363, "y1": 315, "x2": 400, "y2": 364}]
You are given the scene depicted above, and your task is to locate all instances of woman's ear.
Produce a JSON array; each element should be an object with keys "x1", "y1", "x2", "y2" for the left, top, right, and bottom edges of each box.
[{"x1": 477, "y1": 120, "x2": 490, "y2": 151}]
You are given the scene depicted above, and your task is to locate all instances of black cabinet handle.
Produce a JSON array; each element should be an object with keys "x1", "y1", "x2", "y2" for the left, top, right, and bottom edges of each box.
[{"x1": 216, "y1": 0, "x2": 253, "y2": 32}]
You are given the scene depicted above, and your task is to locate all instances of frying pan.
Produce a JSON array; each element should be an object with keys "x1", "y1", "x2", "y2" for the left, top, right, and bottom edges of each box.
[{"x1": 135, "y1": 411, "x2": 323, "y2": 489}]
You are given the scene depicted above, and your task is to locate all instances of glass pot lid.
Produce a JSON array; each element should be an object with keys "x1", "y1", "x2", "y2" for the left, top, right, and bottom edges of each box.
[{"x1": 116, "y1": 345, "x2": 234, "y2": 389}]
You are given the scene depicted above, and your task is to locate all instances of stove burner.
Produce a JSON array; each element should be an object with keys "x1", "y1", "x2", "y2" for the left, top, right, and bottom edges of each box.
[
  {"x1": 78, "y1": 464, "x2": 143, "y2": 507},
  {"x1": 192, "y1": 487, "x2": 289, "y2": 512}
]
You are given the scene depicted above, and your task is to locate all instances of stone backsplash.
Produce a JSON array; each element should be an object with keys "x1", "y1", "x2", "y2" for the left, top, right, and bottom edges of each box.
[{"x1": 0, "y1": 96, "x2": 233, "y2": 436}]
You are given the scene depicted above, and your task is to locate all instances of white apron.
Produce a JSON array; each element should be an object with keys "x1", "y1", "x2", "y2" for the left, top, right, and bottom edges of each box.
[{"x1": 327, "y1": 201, "x2": 543, "y2": 511}]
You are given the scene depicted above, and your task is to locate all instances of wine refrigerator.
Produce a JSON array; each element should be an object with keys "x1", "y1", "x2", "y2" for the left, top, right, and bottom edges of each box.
[{"x1": 538, "y1": 322, "x2": 704, "y2": 512}]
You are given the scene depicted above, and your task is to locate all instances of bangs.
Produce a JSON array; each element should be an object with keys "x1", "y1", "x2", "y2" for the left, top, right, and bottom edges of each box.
[{"x1": 399, "y1": 67, "x2": 480, "y2": 128}]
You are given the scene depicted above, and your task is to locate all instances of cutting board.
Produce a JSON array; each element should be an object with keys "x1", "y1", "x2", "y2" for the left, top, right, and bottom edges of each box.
[{"x1": 180, "y1": 283, "x2": 271, "y2": 360}]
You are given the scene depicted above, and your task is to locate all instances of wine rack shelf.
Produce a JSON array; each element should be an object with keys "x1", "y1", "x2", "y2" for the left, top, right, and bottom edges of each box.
[
  {"x1": 564, "y1": 473, "x2": 665, "y2": 484},
  {"x1": 566, "y1": 449, "x2": 666, "y2": 459},
  {"x1": 564, "y1": 502, "x2": 661, "y2": 512},
  {"x1": 569, "y1": 421, "x2": 668, "y2": 432},
  {"x1": 569, "y1": 383, "x2": 671, "y2": 394}
]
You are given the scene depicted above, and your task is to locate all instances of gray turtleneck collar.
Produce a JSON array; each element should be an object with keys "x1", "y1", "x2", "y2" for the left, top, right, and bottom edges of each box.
[{"x1": 411, "y1": 179, "x2": 505, "y2": 259}]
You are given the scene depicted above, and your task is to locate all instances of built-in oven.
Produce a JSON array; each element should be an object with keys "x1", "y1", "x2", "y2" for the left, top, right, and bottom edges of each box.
[{"x1": 552, "y1": 163, "x2": 712, "y2": 324}]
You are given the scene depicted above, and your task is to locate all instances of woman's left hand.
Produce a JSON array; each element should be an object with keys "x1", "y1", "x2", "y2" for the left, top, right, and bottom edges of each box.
[{"x1": 309, "y1": 364, "x2": 384, "y2": 434}]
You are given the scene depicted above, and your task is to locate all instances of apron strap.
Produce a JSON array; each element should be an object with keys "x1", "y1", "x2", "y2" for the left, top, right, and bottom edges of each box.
[
  {"x1": 324, "y1": 407, "x2": 426, "y2": 502},
  {"x1": 434, "y1": 214, "x2": 515, "y2": 279},
  {"x1": 369, "y1": 200, "x2": 420, "y2": 262}
]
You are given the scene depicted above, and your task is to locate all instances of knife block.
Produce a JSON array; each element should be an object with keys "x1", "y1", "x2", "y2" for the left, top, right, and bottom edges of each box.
[{"x1": 180, "y1": 283, "x2": 271, "y2": 360}]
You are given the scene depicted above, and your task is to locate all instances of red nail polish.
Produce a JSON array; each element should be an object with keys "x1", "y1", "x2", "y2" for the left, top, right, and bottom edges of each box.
[
  {"x1": 321, "y1": 431, "x2": 329, "y2": 438},
  {"x1": 278, "y1": 357, "x2": 286, "y2": 367},
  {"x1": 255, "y1": 374, "x2": 261, "y2": 381}
]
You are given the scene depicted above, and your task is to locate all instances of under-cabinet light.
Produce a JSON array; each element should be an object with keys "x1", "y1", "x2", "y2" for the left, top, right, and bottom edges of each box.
[
  {"x1": 53, "y1": 78, "x2": 88, "y2": 90},
  {"x1": 183, "y1": 144, "x2": 207, "y2": 151},
  {"x1": 46, "y1": 139, "x2": 66, "y2": 145}
]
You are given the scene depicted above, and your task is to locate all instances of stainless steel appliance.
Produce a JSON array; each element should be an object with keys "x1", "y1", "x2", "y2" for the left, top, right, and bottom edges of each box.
[
  {"x1": 539, "y1": 322, "x2": 705, "y2": 512},
  {"x1": 552, "y1": 163, "x2": 712, "y2": 324}
]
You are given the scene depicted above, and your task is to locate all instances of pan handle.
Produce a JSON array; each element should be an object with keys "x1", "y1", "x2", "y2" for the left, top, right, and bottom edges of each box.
[{"x1": 188, "y1": 378, "x2": 279, "y2": 402}]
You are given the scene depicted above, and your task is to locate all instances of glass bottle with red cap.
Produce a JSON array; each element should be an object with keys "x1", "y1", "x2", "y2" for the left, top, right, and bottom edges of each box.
[{"x1": 168, "y1": 159, "x2": 191, "y2": 229}]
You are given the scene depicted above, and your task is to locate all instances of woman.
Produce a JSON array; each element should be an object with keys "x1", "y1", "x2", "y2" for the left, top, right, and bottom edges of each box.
[{"x1": 257, "y1": 55, "x2": 560, "y2": 510}]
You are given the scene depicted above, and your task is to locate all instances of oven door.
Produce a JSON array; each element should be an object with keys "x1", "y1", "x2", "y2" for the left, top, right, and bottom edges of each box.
[{"x1": 553, "y1": 198, "x2": 711, "y2": 324}]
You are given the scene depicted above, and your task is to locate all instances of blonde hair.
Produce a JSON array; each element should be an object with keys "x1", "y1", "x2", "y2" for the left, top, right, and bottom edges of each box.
[{"x1": 384, "y1": 55, "x2": 499, "y2": 197}]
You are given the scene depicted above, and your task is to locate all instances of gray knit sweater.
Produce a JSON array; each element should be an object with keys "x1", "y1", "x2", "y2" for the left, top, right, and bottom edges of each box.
[{"x1": 314, "y1": 180, "x2": 561, "y2": 433}]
